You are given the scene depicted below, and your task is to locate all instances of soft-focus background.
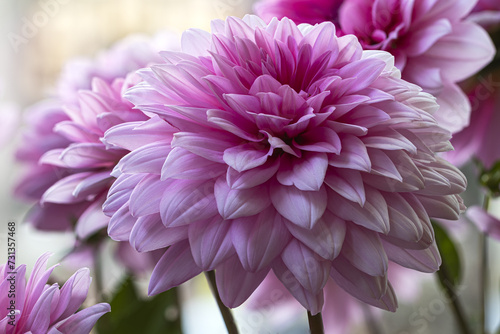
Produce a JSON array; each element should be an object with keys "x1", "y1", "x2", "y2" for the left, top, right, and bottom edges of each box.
[{"x1": 0, "y1": 1, "x2": 499, "y2": 333}]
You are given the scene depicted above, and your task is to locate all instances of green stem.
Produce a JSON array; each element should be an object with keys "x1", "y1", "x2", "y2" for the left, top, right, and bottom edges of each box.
[
  {"x1": 93, "y1": 249, "x2": 106, "y2": 302},
  {"x1": 205, "y1": 271, "x2": 239, "y2": 334},
  {"x1": 307, "y1": 311, "x2": 324, "y2": 334},
  {"x1": 436, "y1": 265, "x2": 472, "y2": 334},
  {"x1": 480, "y1": 193, "x2": 491, "y2": 334}
]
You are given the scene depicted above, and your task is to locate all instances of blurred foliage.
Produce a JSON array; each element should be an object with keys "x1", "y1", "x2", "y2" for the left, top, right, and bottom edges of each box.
[
  {"x1": 96, "y1": 275, "x2": 182, "y2": 334},
  {"x1": 433, "y1": 222, "x2": 462, "y2": 289}
]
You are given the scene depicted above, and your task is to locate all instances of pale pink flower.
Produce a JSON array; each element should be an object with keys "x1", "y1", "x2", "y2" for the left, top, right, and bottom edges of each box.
[
  {"x1": 104, "y1": 16, "x2": 466, "y2": 314},
  {"x1": 14, "y1": 33, "x2": 179, "y2": 273},
  {"x1": 469, "y1": 0, "x2": 500, "y2": 28},
  {"x1": 467, "y1": 206, "x2": 500, "y2": 240},
  {"x1": 445, "y1": 72, "x2": 500, "y2": 169},
  {"x1": 254, "y1": 0, "x2": 496, "y2": 134},
  {"x1": 0, "y1": 253, "x2": 110, "y2": 334}
]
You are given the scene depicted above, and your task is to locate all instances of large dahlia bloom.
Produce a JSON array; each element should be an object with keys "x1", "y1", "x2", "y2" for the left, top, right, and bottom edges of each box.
[
  {"x1": 0, "y1": 253, "x2": 110, "y2": 334},
  {"x1": 15, "y1": 33, "x2": 178, "y2": 272},
  {"x1": 105, "y1": 16, "x2": 466, "y2": 313},
  {"x1": 254, "y1": 0, "x2": 496, "y2": 133}
]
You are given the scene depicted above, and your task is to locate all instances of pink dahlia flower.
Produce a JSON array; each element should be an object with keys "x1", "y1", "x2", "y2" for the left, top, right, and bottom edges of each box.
[
  {"x1": 254, "y1": 0, "x2": 496, "y2": 134},
  {"x1": 0, "y1": 253, "x2": 110, "y2": 334},
  {"x1": 14, "y1": 33, "x2": 179, "y2": 272},
  {"x1": 104, "y1": 16, "x2": 466, "y2": 314}
]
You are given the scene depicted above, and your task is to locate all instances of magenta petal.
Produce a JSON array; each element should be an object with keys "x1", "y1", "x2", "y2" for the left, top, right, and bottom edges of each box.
[
  {"x1": 286, "y1": 210, "x2": 345, "y2": 261},
  {"x1": 149, "y1": 241, "x2": 202, "y2": 295},
  {"x1": 215, "y1": 177, "x2": 271, "y2": 219},
  {"x1": 51, "y1": 268, "x2": 91, "y2": 323},
  {"x1": 216, "y1": 256, "x2": 269, "y2": 308},
  {"x1": 273, "y1": 259, "x2": 324, "y2": 315},
  {"x1": 331, "y1": 255, "x2": 397, "y2": 311},
  {"x1": 72, "y1": 171, "x2": 112, "y2": 199},
  {"x1": 231, "y1": 207, "x2": 291, "y2": 272},
  {"x1": 103, "y1": 116, "x2": 175, "y2": 151},
  {"x1": 116, "y1": 142, "x2": 170, "y2": 175},
  {"x1": 223, "y1": 143, "x2": 271, "y2": 172},
  {"x1": 59, "y1": 143, "x2": 122, "y2": 169},
  {"x1": 172, "y1": 131, "x2": 236, "y2": 163},
  {"x1": 25, "y1": 285, "x2": 58, "y2": 333},
  {"x1": 324, "y1": 168, "x2": 366, "y2": 206},
  {"x1": 53, "y1": 303, "x2": 110, "y2": 334},
  {"x1": 188, "y1": 217, "x2": 234, "y2": 270},
  {"x1": 160, "y1": 179, "x2": 218, "y2": 227},
  {"x1": 328, "y1": 187, "x2": 390, "y2": 233},
  {"x1": 342, "y1": 225, "x2": 388, "y2": 276},
  {"x1": 129, "y1": 175, "x2": 166, "y2": 217},
  {"x1": 76, "y1": 201, "x2": 110, "y2": 239},
  {"x1": 42, "y1": 172, "x2": 94, "y2": 204},
  {"x1": 226, "y1": 158, "x2": 280, "y2": 190},
  {"x1": 162, "y1": 147, "x2": 225, "y2": 180},
  {"x1": 107, "y1": 203, "x2": 136, "y2": 241},
  {"x1": 271, "y1": 183, "x2": 327, "y2": 229},
  {"x1": 328, "y1": 135, "x2": 371, "y2": 172},
  {"x1": 281, "y1": 239, "x2": 330, "y2": 294},
  {"x1": 130, "y1": 214, "x2": 188, "y2": 252},
  {"x1": 277, "y1": 152, "x2": 328, "y2": 191},
  {"x1": 383, "y1": 240, "x2": 441, "y2": 273}
]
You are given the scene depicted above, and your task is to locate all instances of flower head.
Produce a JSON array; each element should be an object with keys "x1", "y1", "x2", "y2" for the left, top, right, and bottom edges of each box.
[
  {"x1": 14, "y1": 32, "x2": 179, "y2": 272},
  {"x1": 0, "y1": 253, "x2": 110, "y2": 334},
  {"x1": 254, "y1": 0, "x2": 496, "y2": 133},
  {"x1": 105, "y1": 16, "x2": 466, "y2": 313}
]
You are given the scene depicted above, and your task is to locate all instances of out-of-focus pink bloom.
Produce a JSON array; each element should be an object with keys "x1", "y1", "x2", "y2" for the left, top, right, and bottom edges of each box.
[
  {"x1": 254, "y1": 0, "x2": 343, "y2": 25},
  {"x1": 467, "y1": 206, "x2": 500, "y2": 240},
  {"x1": 446, "y1": 73, "x2": 500, "y2": 169},
  {"x1": 248, "y1": 264, "x2": 426, "y2": 333},
  {"x1": 254, "y1": 0, "x2": 496, "y2": 134},
  {"x1": 0, "y1": 253, "x2": 110, "y2": 334},
  {"x1": 470, "y1": 0, "x2": 500, "y2": 28},
  {"x1": 14, "y1": 33, "x2": 179, "y2": 273},
  {"x1": 104, "y1": 16, "x2": 466, "y2": 314}
]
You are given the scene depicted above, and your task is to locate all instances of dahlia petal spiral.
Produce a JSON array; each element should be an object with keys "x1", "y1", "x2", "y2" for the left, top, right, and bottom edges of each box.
[{"x1": 104, "y1": 16, "x2": 466, "y2": 313}]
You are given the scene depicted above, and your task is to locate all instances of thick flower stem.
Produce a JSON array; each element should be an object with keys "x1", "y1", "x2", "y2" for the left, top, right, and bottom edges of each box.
[
  {"x1": 205, "y1": 271, "x2": 239, "y2": 334},
  {"x1": 307, "y1": 311, "x2": 325, "y2": 334},
  {"x1": 479, "y1": 193, "x2": 491, "y2": 334}
]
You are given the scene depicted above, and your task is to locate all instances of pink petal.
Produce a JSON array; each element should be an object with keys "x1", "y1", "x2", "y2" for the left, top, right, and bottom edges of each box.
[
  {"x1": 188, "y1": 216, "x2": 234, "y2": 270},
  {"x1": 149, "y1": 241, "x2": 202, "y2": 295},
  {"x1": 383, "y1": 240, "x2": 441, "y2": 273},
  {"x1": 161, "y1": 147, "x2": 226, "y2": 180},
  {"x1": 270, "y1": 183, "x2": 327, "y2": 229},
  {"x1": 53, "y1": 303, "x2": 110, "y2": 334},
  {"x1": 130, "y1": 213, "x2": 188, "y2": 252},
  {"x1": 129, "y1": 175, "x2": 166, "y2": 217},
  {"x1": 467, "y1": 206, "x2": 500, "y2": 240},
  {"x1": 216, "y1": 256, "x2": 269, "y2": 308},
  {"x1": 231, "y1": 207, "x2": 291, "y2": 272},
  {"x1": 324, "y1": 168, "x2": 366, "y2": 206},
  {"x1": 281, "y1": 239, "x2": 330, "y2": 294},
  {"x1": 160, "y1": 179, "x2": 218, "y2": 227},
  {"x1": 226, "y1": 158, "x2": 280, "y2": 190},
  {"x1": 285, "y1": 210, "x2": 346, "y2": 261},
  {"x1": 276, "y1": 152, "x2": 328, "y2": 191},
  {"x1": 215, "y1": 177, "x2": 271, "y2": 219},
  {"x1": 223, "y1": 143, "x2": 272, "y2": 172}
]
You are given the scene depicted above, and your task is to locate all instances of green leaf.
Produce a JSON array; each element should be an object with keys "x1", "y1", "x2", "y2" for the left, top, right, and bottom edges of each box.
[
  {"x1": 432, "y1": 221, "x2": 462, "y2": 288},
  {"x1": 96, "y1": 275, "x2": 182, "y2": 334}
]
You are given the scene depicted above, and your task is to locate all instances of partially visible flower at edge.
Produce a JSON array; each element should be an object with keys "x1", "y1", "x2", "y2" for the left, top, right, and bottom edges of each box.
[
  {"x1": 0, "y1": 253, "x2": 110, "y2": 334},
  {"x1": 466, "y1": 206, "x2": 500, "y2": 240}
]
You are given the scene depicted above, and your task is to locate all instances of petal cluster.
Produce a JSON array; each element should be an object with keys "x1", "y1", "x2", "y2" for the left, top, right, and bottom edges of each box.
[
  {"x1": 105, "y1": 16, "x2": 466, "y2": 313},
  {"x1": 14, "y1": 33, "x2": 179, "y2": 272},
  {"x1": 254, "y1": 0, "x2": 496, "y2": 133},
  {"x1": 0, "y1": 253, "x2": 110, "y2": 334}
]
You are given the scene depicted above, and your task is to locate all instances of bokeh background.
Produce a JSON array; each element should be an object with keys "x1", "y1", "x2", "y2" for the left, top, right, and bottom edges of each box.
[{"x1": 0, "y1": 1, "x2": 499, "y2": 333}]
